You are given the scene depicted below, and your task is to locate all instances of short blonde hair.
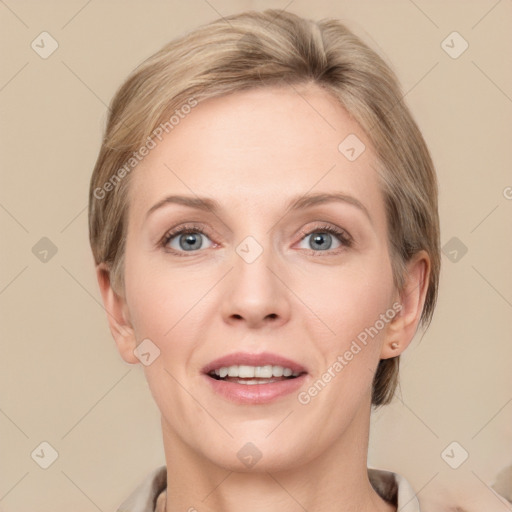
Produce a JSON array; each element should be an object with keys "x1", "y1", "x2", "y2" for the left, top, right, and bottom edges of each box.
[{"x1": 89, "y1": 9, "x2": 440, "y2": 407}]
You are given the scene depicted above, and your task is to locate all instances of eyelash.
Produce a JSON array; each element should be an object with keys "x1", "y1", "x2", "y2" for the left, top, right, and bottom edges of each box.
[{"x1": 160, "y1": 222, "x2": 353, "y2": 256}]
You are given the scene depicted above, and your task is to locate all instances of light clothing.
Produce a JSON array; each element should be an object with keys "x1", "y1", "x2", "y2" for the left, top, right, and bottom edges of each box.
[{"x1": 117, "y1": 465, "x2": 421, "y2": 512}]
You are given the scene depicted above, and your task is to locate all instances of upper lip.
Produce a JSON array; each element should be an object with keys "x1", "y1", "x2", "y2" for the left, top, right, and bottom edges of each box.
[{"x1": 202, "y1": 352, "x2": 308, "y2": 375}]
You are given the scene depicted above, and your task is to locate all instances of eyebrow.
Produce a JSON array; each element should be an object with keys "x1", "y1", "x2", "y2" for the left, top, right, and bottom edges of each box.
[{"x1": 145, "y1": 192, "x2": 371, "y2": 223}]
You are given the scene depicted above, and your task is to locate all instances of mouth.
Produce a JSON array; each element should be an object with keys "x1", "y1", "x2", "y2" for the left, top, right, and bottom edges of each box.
[
  {"x1": 202, "y1": 352, "x2": 308, "y2": 404},
  {"x1": 207, "y1": 364, "x2": 305, "y2": 385}
]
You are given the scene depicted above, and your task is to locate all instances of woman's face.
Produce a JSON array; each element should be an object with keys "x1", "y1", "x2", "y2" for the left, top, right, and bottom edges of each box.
[{"x1": 112, "y1": 84, "x2": 406, "y2": 471}]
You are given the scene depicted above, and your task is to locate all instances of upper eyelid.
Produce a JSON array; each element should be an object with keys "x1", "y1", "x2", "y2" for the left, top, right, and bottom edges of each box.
[
  {"x1": 298, "y1": 223, "x2": 351, "y2": 238},
  {"x1": 163, "y1": 222, "x2": 347, "y2": 238}
]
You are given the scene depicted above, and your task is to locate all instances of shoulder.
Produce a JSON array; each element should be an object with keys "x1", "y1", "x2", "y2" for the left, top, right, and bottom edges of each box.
[
  {"x1": 369, "y1": 467, "x2": 421, "y2": 511},
  {"x1": 117, "y1": 465, "x2": 167, "y2": 512},
  {"x1": 118, "y1": 465, "x2": 512, "y2": 512},
  {"x1": 417, "y1": 473, "x2": 512, "y2": 512},
  {"x1": 122, "y1": 466, "x2": 420, "y2": 512},
  {"x1": 371, "y1": 468, "x2": 512, "y2": 512}
]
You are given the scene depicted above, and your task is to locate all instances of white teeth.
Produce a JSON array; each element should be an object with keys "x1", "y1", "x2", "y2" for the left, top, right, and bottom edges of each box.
[
  {"x1": 238, "y1": 365, "x2": 255, "y2": 378},
  {"x1": 212, "y1": 364, "x2": 300, "y2": 379},
  {"x1": 254, "y1": 365, "x2": 273, "y2": 378},
  {"x1": 272, "y1": 365, "x2": 284, "y2": 377}
]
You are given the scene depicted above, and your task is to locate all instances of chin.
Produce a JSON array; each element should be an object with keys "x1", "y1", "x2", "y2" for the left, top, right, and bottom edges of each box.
[{"x1": 198, "y1": 435, "x2": 313, "y2": 474}]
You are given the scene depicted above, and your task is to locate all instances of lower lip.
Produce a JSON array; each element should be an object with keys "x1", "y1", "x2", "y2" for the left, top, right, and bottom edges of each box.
[{"x1": 203, "y1": 373, "x2": 308, "y2": 404}]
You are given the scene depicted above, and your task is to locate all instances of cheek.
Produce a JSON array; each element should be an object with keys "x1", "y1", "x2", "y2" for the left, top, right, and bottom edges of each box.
[
  {"x1": 123, "y1": 249, "x2": 206, "y2": 339},
  {"x1": 295, "y1": 257, "x2": 396, "y2": 415},
  {"x1": 304, "y1": 253, "x2": 395, "y2": 344},
  {"x1": 122, "y1": 252, "x2": 207, "y2": 405}
]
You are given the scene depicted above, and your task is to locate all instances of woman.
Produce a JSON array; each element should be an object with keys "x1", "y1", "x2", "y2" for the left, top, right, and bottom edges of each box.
[{"x1": 88, "y1": 9, "x2": 501, "y2": 512}]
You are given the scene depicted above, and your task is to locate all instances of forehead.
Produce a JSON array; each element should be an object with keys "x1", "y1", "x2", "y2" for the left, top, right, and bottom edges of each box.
[{"x1": 128, "y1": 84, "x2": 385, "y2": 227}]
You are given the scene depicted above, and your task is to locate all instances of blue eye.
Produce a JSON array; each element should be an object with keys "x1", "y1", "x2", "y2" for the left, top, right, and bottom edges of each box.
[
  {"x1": 163, "y1": 228, "x2": 214, "y2": 252},
  {"x1": 161, "y1": 223, "x2": 352, "y2": 256},
  {"x1": 297, "y1": 225, "x2": 352, "y2": 252},
  {"x1": 303, "y1": 232, "x2": 338, "y2": 251}
]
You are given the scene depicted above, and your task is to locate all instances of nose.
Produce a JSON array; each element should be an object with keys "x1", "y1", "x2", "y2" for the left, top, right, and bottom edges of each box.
[{"x1": 220, "y1": 242, "x2": 292, "y2": 329}]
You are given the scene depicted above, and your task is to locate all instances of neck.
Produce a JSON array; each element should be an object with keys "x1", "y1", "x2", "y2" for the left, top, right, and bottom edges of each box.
[{"x1": 161, "y1": 402, "x2": 395, "y2": 512}]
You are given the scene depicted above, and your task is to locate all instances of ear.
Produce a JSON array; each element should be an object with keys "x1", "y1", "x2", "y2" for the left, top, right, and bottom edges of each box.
[
  {"x1": 96, "y1": 263, "x2": 139, "y2": 364},
  {"x1": 380, "y1": 250, "x2": 431, "y2": 359}
]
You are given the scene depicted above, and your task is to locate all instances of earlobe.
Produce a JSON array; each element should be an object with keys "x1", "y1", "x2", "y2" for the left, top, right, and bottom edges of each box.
[
  {"x1": 96, "y1": 263, "x2": 139, "y2": 365},
  {"x1": 380, "y1": 250, "x2": 431, "y2": 360}
]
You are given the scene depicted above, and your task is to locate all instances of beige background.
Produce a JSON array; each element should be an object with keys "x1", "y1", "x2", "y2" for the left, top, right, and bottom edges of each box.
[{"x1": 1, "y1": 0, "x2": 511, "y2": 510}]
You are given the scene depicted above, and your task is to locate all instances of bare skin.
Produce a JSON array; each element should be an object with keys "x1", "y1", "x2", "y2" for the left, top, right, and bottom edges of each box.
[{"x1": 97, "y1": 83, "x2": 430, "y2": 512}]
